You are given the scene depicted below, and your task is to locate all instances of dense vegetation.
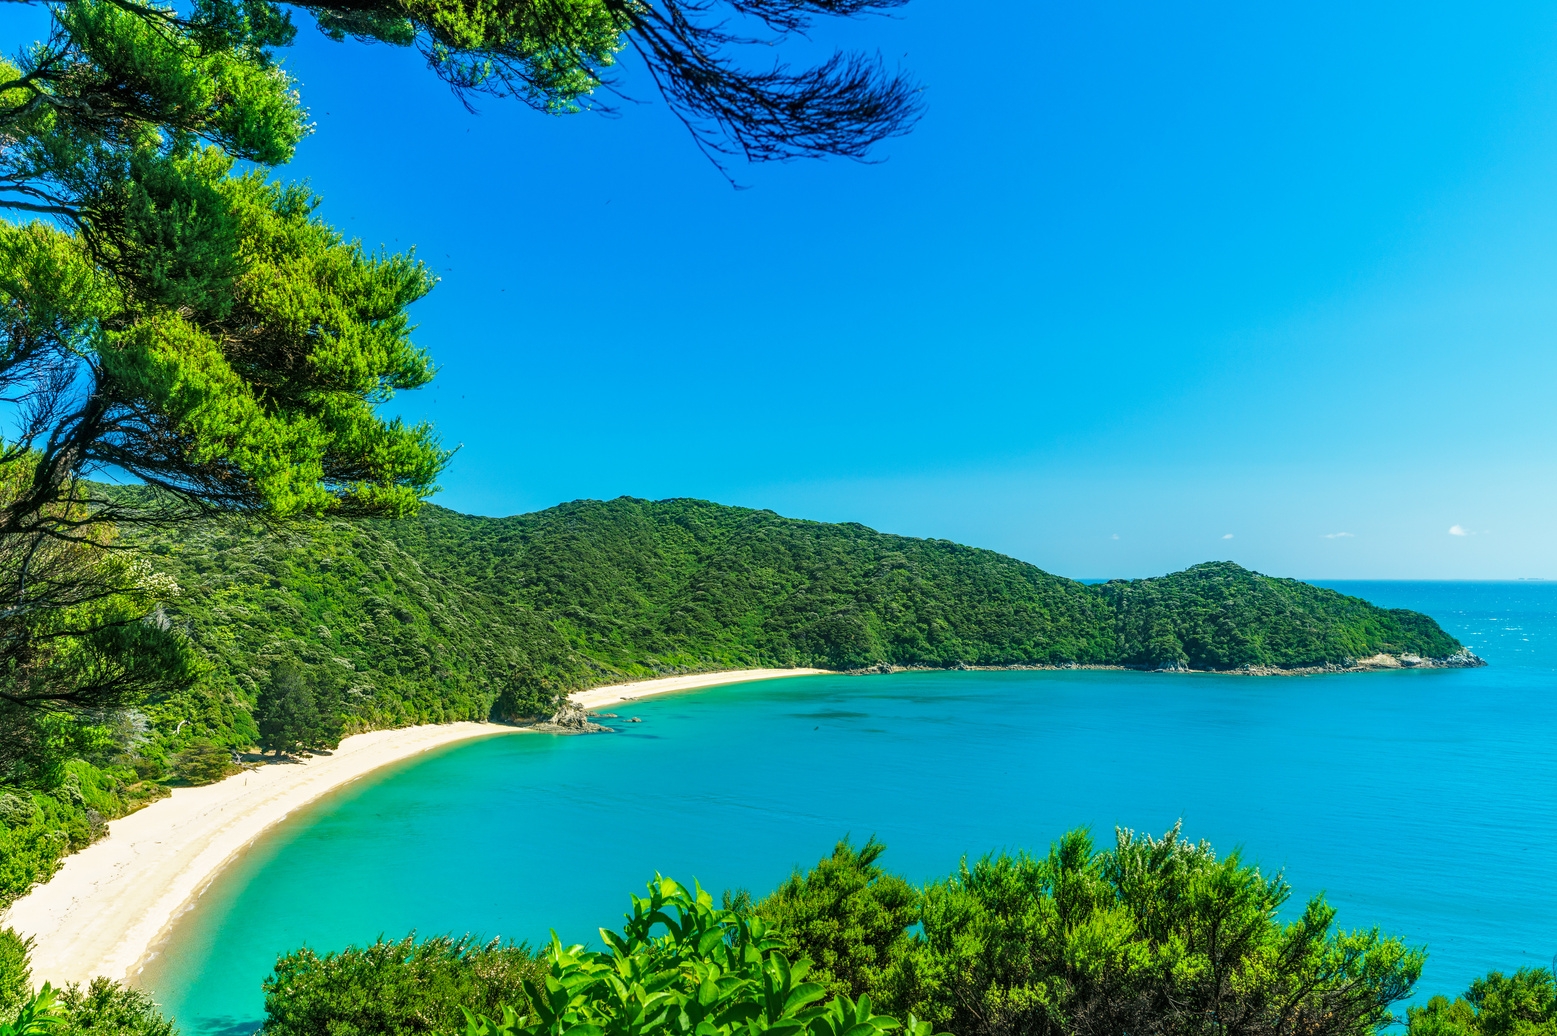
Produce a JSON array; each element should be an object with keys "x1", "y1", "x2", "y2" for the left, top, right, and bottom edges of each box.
[
  {"x1": 2, "y1": 928, "x2": 175, "y2": 1036},
  {"x1": 4, "y1": 824, "x2": 1544, "y2": 1036},
  {"x1": 125, "y1": 495, "x2": 1465, "y2": 746},
  {"x1": 0, "y1": 495, "x2": 1467, "y2": 912},
  {"x1": 230, "y1": 827, "x2": 1537, "y2": 1036},
  {"x1": 1408, "y1": 968, "x2": 1557, "y2": 1035},
  {"x1": 262, "y1": 935, "x2": 544, "y2": 1036}
]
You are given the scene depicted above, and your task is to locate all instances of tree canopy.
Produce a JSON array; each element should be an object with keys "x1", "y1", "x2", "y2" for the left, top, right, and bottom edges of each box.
[
  {"x1": 0, "y1": 0, "x2": 919, "y2": 737},
  {"x1": 894, "y1": 824, "x2": 1423, "y2": 1036},
  {"x1": 0, "y1": 0, "x2": 451, "y2": 741}
]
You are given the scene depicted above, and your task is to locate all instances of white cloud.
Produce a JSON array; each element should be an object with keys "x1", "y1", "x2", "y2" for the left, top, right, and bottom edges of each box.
[
  {"x1": 1323, "y1": 532, "x2": 1355, "y2": 539},
  {"x1": 1221, "y1": 533, "x2": 1234, "y2": 539},
  {"x1": 1111, "y1": 533, "x2": 1119, "y2": 540},
  {"x1": 1449, "y1": 524, "x2": 1470, "y2": 536}
]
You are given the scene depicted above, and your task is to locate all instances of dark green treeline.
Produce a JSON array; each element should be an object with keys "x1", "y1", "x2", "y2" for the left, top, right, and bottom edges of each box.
[{"x1": 128, "y1": 496, "x2": 1463, "y2": 746}]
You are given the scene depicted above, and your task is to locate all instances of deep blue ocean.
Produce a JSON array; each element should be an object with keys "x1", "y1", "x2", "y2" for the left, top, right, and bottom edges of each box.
[{"x1": 136, "y1": 581, "x2": 1557, "y2": 1035}]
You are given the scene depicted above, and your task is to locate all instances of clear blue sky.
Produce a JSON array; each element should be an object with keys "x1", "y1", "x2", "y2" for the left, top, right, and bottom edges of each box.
[{"x1": 11, "y1": 1, "x2": 1557, "y2": 578}]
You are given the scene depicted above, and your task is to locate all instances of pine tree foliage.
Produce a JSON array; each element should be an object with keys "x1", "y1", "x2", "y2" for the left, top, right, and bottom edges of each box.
[{"x1": 0, "y1": 0, "x2": 449, "y2": 731}]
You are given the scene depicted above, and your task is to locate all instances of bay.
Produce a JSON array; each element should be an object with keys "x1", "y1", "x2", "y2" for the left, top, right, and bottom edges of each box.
[{"x1": 137, "y1": 581, "x2": 1557, "y2": 1035}]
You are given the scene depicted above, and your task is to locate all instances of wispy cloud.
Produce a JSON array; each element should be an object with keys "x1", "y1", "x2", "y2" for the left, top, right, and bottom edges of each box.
[
  {"x1": 1111, "y1": 533, "x2": 1119, "y2": 540},
  {"x1": 1323, "y1": 532, "x2": 1354, "y2": 539},
  {"x1": 1221, "y1": 533, "x2": 1234, "y2": 539},
  {"x1": 1449, "y1": 524, "x2": 1470, "y2": 537}
]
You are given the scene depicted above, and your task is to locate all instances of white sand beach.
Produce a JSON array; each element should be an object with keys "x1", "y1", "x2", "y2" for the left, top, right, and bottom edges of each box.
[
  {"x1": 572, "y1": 667, "x2": 827, "y2": 710},
  {"x1": 1, "y1": 667, "x2": 826, "y2": 989}
]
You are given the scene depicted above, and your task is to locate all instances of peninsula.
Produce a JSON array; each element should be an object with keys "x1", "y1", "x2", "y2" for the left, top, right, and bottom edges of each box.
[{"x1": 0, "y1": 495, "x2": 1475, "y2": 931}]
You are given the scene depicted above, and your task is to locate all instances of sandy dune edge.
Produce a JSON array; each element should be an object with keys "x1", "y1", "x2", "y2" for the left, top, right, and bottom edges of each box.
[{"x1": 2, "y1": 667, "x2": 827, "y2": 988}]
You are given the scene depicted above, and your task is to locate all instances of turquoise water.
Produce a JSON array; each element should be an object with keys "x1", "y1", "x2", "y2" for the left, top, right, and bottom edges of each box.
[{"x1": 138, "y1": 581, "x2": 1557, "y2": 1035}]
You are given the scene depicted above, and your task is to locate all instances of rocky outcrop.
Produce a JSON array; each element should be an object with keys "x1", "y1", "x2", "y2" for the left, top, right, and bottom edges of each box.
[
  {"x1": 841, "y1": 649, "x2": 1486, "y2": 678},
  {"x1": 1352, "y1": 648, "x2": 1485, "y2": 670},
  {"x1": 531, "y1": 700, "x2": 614, "y2": 734}
]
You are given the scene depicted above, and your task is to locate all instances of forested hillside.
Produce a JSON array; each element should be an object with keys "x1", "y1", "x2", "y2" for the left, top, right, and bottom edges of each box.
[
  {"x1": 0, "y1": 496, "x2": 1471, "y2": 908},
  {"x1": 122, "y1": 496, "x2": 1465, "y2": 747}
]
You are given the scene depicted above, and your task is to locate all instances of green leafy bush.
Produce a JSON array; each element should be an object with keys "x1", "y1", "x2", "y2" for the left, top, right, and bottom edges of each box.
[
  {"x1": 1408, "y1": 968, "x2": 1557, "y2": 1036},
  {"x1": 893, "y1": 823, "x2": 1424, "y2": 1036},
  {"x1": 54, "y1": 979, "x2": 175, "y2": 1036},
  {"x1": 0, "y1": 930, "x2": 31, "y2": 1020},
  {"x1": 262, "y1": 934, "x2": 544, "y2": 1036},
  {"x1": 456, "y1": 877, "x2": 941, "y2": 1036},
  {"x1": 751, "y1": 837, "x2": 920, "y2": 1003},
  {"x1": 0, "y1": 984, "x2": 59, "y2": 1036},
  {"x1": 0, "y1": 934, "x2": 174, "y2": 1036}
]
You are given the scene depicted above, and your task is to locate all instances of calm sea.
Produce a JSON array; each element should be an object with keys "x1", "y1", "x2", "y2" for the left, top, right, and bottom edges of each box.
[{"x1": 136, "y1": 581, "x2": 1557, "y2": 1035}]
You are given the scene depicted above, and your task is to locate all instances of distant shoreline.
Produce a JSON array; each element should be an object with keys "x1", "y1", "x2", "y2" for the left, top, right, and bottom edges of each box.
[
  {"x1": 0, "y1": 668, "x2": 826, "y2": 990},
  {"x1": 835, "y1": 649, "x2": 1485, "y2": 678}
]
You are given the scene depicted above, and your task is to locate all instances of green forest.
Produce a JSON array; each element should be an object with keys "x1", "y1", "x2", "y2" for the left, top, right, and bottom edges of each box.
[
  {"x1": 131, "y1": 494, "x2": 1469, "y2": 749},
  {"x1": 0, "y1": 494, "x2": 1472, "y2": 915}
]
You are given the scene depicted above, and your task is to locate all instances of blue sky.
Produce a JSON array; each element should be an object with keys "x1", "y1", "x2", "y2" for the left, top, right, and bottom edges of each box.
[{"x1": 11, "y1": 1, "x2": 1557, "y2": 578}]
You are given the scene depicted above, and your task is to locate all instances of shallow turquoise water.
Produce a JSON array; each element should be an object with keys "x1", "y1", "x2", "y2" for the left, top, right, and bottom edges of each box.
[{"x1": 138, "y1": 581, "x2": 1557, "y2": 1035}]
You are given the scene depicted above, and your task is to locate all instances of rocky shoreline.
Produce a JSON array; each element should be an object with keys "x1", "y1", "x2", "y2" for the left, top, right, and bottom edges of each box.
[
  {"x1": 527, "y1": 652, "x2": 1489, "y2": 737},
  {"x1": 841, "y1": 648, "x2": 1485, "y2": 678},
  {"x1": 529, "y1": 700, "x2": 616, "y2": 734}
]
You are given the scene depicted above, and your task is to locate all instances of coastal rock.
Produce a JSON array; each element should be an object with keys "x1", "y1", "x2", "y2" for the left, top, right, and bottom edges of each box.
[
  {"x1": 532, "y1": 700, "x2": 614, "y2": 734},
  {"x1": 845, "y1": 661, "x2": 898, "y2": 675},
  {"x1": 629, "y1": 717, "x2": 642, "y2": 723}
]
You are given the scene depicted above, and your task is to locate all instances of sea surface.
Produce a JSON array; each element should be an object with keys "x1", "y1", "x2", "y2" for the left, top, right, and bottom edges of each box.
[{"x1": 136, "y1": 581, "x2": 1557, "y2": 1035}]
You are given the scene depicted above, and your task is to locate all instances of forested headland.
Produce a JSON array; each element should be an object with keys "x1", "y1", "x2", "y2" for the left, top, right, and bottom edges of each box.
[
  {"x1": 0, "y1": 494, "x2": 1474, "y2": 912},
  {"x1": 127, "y1": 493, "x2": 1471, "y2": 748}
]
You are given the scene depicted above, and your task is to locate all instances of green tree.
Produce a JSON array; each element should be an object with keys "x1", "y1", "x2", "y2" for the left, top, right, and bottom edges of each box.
[
  {"x1": 1409, "y1": 969, "x2": 1557, "y2": 1036},
  {"x1": 256, "y1": 662, "x2": 321, "y2": 755},
  {"x1": 1, "y1": 0, "x2": 920, "y2": 174},
  {"x1": 0, "y1": 460, "x2": 205, "y2": 782},
  {"x1": 0, "y1": 0, "x2": 449, "y2": 736},
  {"x1": 0, "y1": 929, "x2": 30, "y2": 1020},
  {"x1": 753, "y1": 837, "x2": 920, "y2": 1003},
  {"x1": 170, "y1": 737, "x2": 232, "y2": 784},
  {"x1": 53, "y1": 979, "x2": 175, "y2": 1036},
  {"x1": 893, "y1": 822, "x2": 1424, "y2": 1036},
  {"x1": 262, "y1": 934, "x2": 544, "y2": 1036},
  {"x1": 491, "y1": 673, "x2": 561, "y2": 723}
]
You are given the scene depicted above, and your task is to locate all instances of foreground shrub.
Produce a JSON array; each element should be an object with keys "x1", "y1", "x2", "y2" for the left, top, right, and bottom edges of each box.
[
  {"x1": 456, "y1": 877, "x2": 940, "y2": 1036},
  {"x1": 54, "y1": 979, "x2": 176, "y2": 1036},
  {"x1": 0, "y1": 934, "x2": 173, "y2": 1036},
  {"x1": 262, "y1": 934, "x2": 543, "y2": 1036},
  {"x1": 893, "y1": 822, "x2": 1424, "y2": 1036},
  {"x1": 0, "y1": 930, "x2": 30, "y2": 1020},
  {"x1": 1407, "y1": 967, "x2": 1557, "y2": 1036},
  {"x1": 750, "y1": 836, "x2": 920, "y2": 1004}
]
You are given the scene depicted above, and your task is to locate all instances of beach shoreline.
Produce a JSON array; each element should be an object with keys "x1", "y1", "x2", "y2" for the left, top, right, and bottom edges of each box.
[{"x1": 1, "y1": 667, "x2": 826, "y2": 990}]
